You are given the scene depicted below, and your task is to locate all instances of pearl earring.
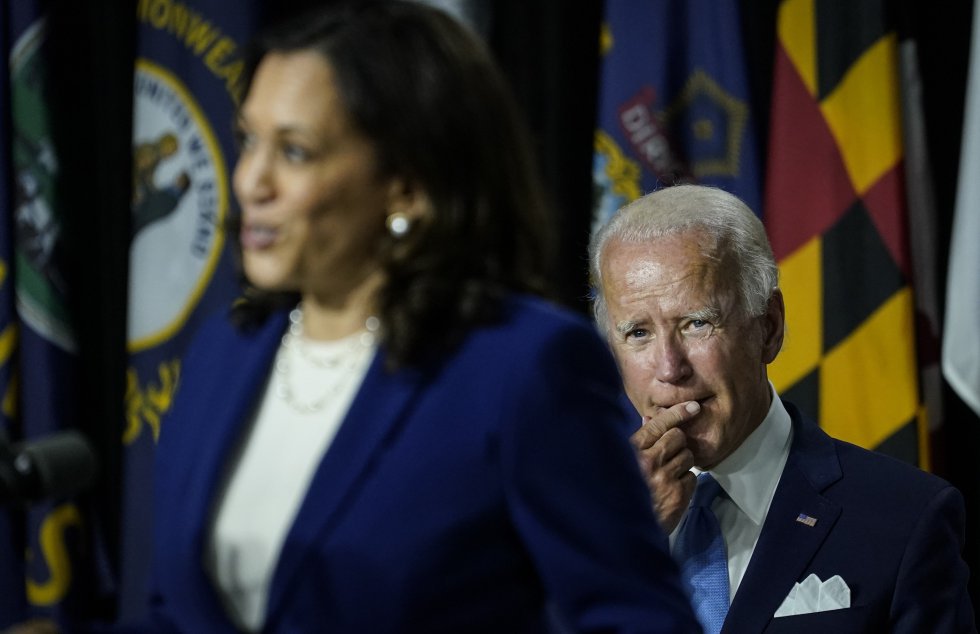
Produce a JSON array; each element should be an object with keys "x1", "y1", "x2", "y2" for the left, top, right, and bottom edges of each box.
[{"x1": 386, "y1": 212, "x2": 411, "y2": 238}]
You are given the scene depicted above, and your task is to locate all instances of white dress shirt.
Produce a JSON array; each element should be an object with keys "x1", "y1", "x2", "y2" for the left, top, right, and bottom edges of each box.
[{"x1": 671, "y1": 384, "x2": 793, "y2": 603}]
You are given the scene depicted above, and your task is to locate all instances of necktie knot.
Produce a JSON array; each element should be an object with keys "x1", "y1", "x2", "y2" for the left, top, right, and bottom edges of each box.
[{"x1": 691, "y1": 472, "x2": 723, "y2": 508}]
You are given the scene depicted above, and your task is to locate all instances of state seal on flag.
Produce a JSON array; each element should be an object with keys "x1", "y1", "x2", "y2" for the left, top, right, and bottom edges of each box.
[
  {"x1": 128, "y1": 58, "x2": 228, "y2": 352},
  {"x1": 10, "y1": 17, "x2": 76, "y2": 353},
  {"x1": 592, "y1": 129, "x2": 642, "y2": 233}
]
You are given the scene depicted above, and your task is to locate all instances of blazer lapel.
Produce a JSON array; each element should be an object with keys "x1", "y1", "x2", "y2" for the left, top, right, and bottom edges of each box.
[
  {"x1": 265, "y1": 350, "x2": 428, "y2": 619},
  {"x1": 723, "y1": 405, "x2": 843, "y2": 634},
  {"x1": 163, "y1": 311, "x2": 288, "y2": 626},
  {"x1": 183, "y1": 313, "x2": 288, "y2": 488}
]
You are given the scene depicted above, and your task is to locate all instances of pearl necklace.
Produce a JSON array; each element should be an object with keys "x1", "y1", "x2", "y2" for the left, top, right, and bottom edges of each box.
[{"x1": 274, "y1": 306, "x2": 379, "y2": 414}]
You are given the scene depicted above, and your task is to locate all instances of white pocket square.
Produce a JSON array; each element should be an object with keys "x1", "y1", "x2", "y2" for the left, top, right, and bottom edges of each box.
[{"x1": 774, "y1": 573, "x2": 850, "y2": 617}]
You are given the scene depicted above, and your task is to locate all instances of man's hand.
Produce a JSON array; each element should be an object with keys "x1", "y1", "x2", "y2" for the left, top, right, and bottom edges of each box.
[{"x1": 631, "y1": 401, "x2": 701, "y2": 533}]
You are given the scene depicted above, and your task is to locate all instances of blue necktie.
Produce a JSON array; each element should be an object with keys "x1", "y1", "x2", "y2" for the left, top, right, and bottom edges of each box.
[{"x1": 675, "y1": 473, "x2": 729, "y2": 634}]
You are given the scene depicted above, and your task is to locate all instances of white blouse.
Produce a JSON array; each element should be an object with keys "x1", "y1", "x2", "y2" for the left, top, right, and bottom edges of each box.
[{"x1": 207, "y1": 329, "x2": 375, "y2": 631}]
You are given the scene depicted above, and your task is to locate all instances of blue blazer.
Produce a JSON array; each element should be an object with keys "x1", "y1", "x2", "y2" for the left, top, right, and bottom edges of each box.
[
  {"x1": 723, "y1": 401, "x2": 975, "y2": 633},
  {"x1": 137, "y1": 296, "x2": 699, "y2": 633}
]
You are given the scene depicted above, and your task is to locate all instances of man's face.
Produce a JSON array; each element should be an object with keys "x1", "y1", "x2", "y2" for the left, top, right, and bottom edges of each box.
[{"x1": 600, "y1": 230, "x2": 783, "y2": 469}]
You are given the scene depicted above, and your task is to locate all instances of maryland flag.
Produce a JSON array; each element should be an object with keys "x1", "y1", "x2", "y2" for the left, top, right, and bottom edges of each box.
[{"x1": 765, "y1": 0, "x2": 925, "y2": 465}]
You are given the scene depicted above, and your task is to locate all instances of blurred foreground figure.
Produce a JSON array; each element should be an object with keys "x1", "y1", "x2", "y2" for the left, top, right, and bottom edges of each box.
[{"x1": 119, "y1": 2, "x2": 698, "y2": 632}]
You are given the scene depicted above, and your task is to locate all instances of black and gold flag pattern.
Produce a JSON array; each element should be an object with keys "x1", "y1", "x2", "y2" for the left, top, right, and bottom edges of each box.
[{"x1": 765, "y1": 0, "x2": 925, "y2": 465}]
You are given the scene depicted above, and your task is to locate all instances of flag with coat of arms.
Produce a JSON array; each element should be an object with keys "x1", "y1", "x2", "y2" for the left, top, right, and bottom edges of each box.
[
  {"x1": 120, "y1": 0, "x2": 261, "y2": 619},
  {"x1": 592, "y1": 0, "x2": 762, "y2": 229},
  {"x1": 1, "y1": 0, "x2": 108, "y2": 627}
]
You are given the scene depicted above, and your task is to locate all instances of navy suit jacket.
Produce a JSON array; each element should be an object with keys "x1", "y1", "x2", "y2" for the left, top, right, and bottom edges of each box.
[
  {"x1": 723, "y1": 401, "x2": 976, "y2": 633},
  {"x1": 134, "y1": 296, "x2": 699, "y2": 633}
]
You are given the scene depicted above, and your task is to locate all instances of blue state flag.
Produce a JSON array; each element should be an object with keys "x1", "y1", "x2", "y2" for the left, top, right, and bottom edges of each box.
[
  {"x1": 593, "y1": 0, "x2": 761, "y2": 228},
  {"x1": 0, "y1": 0, "x2": 26, "y2": 622},
  {"x1": 120, "y1": 0, "x2": 261, "y2": 620},
  {"x1": 2, "y1": 0, "x2": 106, "y2": 627}
]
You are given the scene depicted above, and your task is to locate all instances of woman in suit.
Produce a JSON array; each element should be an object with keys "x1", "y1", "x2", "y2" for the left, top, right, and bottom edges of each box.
[{"x1": 135, "y1": 2, "x2": 698, "y2": 631}]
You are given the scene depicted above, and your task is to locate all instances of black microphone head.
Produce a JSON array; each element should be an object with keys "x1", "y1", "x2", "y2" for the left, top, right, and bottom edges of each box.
[{"x1": 14, "y1": 430, "x2": 98, "y2": 502}]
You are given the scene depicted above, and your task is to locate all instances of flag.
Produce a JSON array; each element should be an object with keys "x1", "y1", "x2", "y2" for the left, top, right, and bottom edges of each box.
[
  {"x1": 897, "y1": 34, "x2": 945, "y2": 450},
  {"x1": 120, "y1": 0, "x2": 261, "y2": 619},
  {"x1": 592, "y1": 0, "x2": 762, "y2": 229},
  {"x1": 2, "y1": 0, "x2": 104, "y2": 626},
  {"x1": 765, "y1": 0, "x2": 924, "y2": 465},
  {"x1": 0, "y1": 0, "x2": 27, "y2": 624},
  {"x1": 942, "y1": 3, "x2": 980, "y2": 418}
]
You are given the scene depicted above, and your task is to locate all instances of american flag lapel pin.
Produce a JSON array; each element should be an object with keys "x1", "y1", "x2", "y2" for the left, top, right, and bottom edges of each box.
[{"x1": 796, "y1": 513, "x2": 818, "y2": 527}]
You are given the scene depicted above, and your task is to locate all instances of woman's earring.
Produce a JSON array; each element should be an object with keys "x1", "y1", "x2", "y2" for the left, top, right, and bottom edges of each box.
[{"x1": 386, "y1": 212, "x2": 411, "y2": 238}]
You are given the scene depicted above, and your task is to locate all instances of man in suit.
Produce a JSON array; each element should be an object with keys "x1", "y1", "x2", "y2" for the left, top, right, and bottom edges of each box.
[{"x1": 589, "y1": 184, "x2": 976, "y2": 633}]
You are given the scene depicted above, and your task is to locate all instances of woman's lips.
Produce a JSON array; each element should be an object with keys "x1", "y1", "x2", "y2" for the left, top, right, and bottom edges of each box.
[{"x1": 240, "y1": 224, "x2": 278, "y2": 249}]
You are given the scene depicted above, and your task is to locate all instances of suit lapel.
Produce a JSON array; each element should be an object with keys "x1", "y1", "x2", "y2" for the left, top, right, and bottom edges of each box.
[
  {"x1": 185, "y1": 313, "x2": 288, "y2": 477},
  {"x1": 265, "y1": 349, "x2": 428, "y2": 619},
  {"x1": 723, "y1": 405, "x2": 843, "y2": 634},
  {"x1": 166, "y1": 311, "x2": 288, "y2": 625}
]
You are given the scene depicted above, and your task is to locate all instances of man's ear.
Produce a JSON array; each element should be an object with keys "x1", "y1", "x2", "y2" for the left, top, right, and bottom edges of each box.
[{"x1": 761, "y1": 288, "x2": 785, "y2": 364}]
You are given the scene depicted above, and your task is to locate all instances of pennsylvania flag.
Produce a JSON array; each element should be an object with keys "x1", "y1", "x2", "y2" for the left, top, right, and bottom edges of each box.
[
  {"x1": 593, "y1": 0, "x2": 761, "y2": 228},
  {"x1": 2, "y1": 0, "x2": 103, "y2": 627},
  {"x1": 121, "y1": 0, "x2": 260, "y2": 619},
  {"x1": 765, "y1": 0, "x2": 924, "y2": 465}
]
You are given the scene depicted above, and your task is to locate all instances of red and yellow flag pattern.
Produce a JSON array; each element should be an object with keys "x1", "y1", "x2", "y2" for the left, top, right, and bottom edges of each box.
[{"x1": 765, "y1": 0, "x2": 925, "y2": 466}]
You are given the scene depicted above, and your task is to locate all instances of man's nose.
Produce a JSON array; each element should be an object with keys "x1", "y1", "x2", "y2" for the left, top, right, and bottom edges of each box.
[{"x1": 653, "y1": 335, "x2": 692, "y2": 384}]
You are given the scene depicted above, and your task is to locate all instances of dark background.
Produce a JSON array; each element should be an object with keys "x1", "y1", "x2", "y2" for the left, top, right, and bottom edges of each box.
[{"x1": 40, "y1": 0, "x2": 979, "y2": 619}]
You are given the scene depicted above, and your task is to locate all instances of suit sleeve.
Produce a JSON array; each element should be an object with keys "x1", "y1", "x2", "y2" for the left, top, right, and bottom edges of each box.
[
  {"x1": 496, "y1": 321, "x2": 699, "y2": 633},
  {"x1": 891, "y1": 484, "x2": 976, "y2": 633}
]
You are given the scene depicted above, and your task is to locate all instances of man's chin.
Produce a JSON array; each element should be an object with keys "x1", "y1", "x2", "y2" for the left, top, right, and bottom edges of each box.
[{"x1": 688, "y1": 438, "x2": 720, "y2": 471}]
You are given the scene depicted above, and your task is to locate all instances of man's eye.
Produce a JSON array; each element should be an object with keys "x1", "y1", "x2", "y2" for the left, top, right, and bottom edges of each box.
[
  {"x1": 684, "y1": 319, "x2": 713, "y2": 338},
  {"x1": 626, "y1": 328, "x2": 649, "y2": 340}
]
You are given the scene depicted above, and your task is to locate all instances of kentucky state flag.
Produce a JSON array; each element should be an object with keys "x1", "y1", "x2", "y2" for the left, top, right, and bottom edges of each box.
[
  {"x1": 121, "y1": 0, "x2": 260, "y2": 619},
  {"x1": 2, "y1": 0, "x2": 103, "y2": 627},
  {"x1": 592, "y1": 0, "x2": 761, "y2": 228},
  {"x1": 765, "y1": 0, "x2": 925, "y2": 465}
]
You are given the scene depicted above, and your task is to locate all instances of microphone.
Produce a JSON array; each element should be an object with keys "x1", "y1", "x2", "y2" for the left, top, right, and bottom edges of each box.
[{"x1": 0, "y1": 428, "x2": 98, "y2": 504}]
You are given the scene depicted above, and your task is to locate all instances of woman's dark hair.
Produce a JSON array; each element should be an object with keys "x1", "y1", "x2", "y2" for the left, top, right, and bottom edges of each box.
[{"x1": 231, "y1": 0, "x2": 556, "y2": 369}]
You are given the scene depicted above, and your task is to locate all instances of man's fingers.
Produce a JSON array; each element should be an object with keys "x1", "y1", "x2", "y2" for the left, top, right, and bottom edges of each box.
[
  {"x1": 662, "y1": 439, "x2": 695, "y2": 477},
  {"x1": 646, "y1": 436, "x2": 694, "y2": 482},
  {"x1": 679, "y1": 468, "x2": 696, "y2": 502},
  {"x1": 647, "y1": 401, "x2": 701, "y2": 436},
  {"x1": 631, "y1": 400, "x2": 701, "y2": 449},
  {"x1": 650, "y1": 427, "x2": 688, "y2": 466},
  {"x1": 651, "y1": 466, "x2": 698, "y2": 533}
]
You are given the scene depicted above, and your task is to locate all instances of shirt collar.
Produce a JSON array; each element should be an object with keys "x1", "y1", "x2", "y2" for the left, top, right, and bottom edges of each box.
[{"x1": 705, "y1": 383, "x2": 792, "y2": 526}]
